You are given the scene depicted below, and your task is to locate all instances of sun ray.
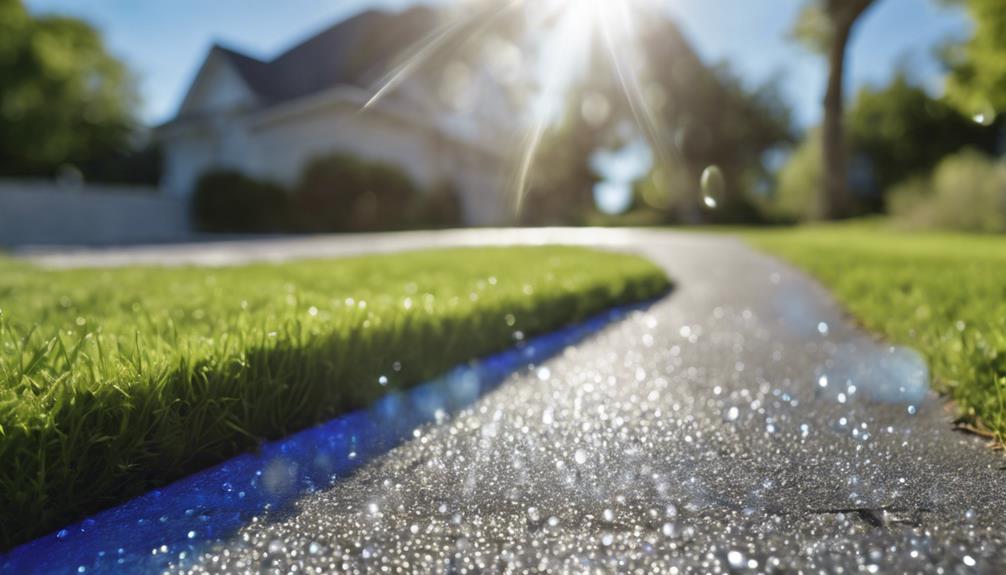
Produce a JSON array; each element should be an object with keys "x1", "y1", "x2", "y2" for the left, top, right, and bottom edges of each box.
[
  {"x1": 594, "y1": 0, "x2": 677, "y2": 179},
  {"x1": 362, "y1": 0, "x2": 523, "y2": 111},
  {"x1": 506, "y1": 0, "x2": 596, "y2": 217},
  {"x1": 363, "y1": 0, "x2": 678, "y2": 221},
  {"x1": 511, "y1": 115, "x2": 549, "y2": 217}
]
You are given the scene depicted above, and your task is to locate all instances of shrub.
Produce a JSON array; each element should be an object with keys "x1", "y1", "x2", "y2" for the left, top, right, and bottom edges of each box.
[
  {"x1": 191, "y1": 171, "x2": 290, "y2": 233},
  {"x1": 889, "y1": 149, "x2": 1006, "y2": 233},
  {"x1": 411, "y1": 182, "x2": 464, "y2": 229},
  {"x1": 769, "y1": 131, "x2": 823, "y2": 222},
  {"x1": 294, "y1": 154, "x2": 419, "y2": 232}
]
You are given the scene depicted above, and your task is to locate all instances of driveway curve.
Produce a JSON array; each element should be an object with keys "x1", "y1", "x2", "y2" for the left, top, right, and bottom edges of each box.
[{"x1": 28, "y1": 229, "x2": 1006, "y2": 573}]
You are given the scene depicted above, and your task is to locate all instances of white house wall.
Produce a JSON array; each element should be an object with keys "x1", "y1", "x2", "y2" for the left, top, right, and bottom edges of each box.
[
  {"x1": 457, "y1": 164, "x2": 507, "y2": 225},
  {"x1": 161, "y1": 51, "x2": 260, "y2": 198},
  {"x1": 161, "y1": 129, "x2": 215, "y2": 199},
  {"x1": 214, "y1": 114, "x2": 254, "y2": 173},
  {"x1": 178, "y1": 51, "x2": 258, "y2": 116},
  {"x1": 245, "y1": 99, "x2": 508, "y2": 226},
  {"x1": 159, "y1": 51, "x2": 512, "y2": 225},
  {"x1": 247, "y1": 101, "x2": 442, "y2": 189}
]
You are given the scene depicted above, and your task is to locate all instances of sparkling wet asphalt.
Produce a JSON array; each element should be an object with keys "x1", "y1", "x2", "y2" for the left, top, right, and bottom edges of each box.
[{"x1": 29, "y1": 229, "x2": 1006, "y2": 574}]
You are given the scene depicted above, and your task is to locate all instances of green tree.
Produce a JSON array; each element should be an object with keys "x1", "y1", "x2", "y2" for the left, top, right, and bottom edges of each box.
[
  {"x1": 520, "y1": 95, "x2": 611, "y2": 226},
  {"x1": 773, "y1": 73, "x2": 998, "y2": 219},
  {"x1": 772, "y1": 129, "x2": 824, "y2": 222},
  {"x1": 791, "y1": 0, "x2": 878, "y2": 219},
  {"x1": 638, "y1": 16, "x2": 794, "y2": 223},
  {"x1": 0, "y1": 0, "x2": 138, "y2": 178},
  {"x1": 847, "y1": 72, "x2": 998, "y2": 210},
  {"x1": 524, "y1": 12, "x2": 794, "y2": 226},
  {"x1": 942, "y1": 0, "x2": 1006, "y2": 118},
  {"x1": 520, "y1": 41, "x2": 629, "y2": 226}
]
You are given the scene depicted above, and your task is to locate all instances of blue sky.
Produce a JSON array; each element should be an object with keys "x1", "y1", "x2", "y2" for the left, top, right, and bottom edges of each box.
[{"x1": 25, "y1": 0, "x2": 971, "y2": 128}]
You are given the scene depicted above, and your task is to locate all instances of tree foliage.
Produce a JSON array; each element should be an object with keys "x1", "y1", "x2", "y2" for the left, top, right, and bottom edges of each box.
[
  {"x1": 0, "y1": 0, "x2": 138, "y2": 178},
  {"x1": 790, "y1": 0, "x2": 876, "y2": 54},
  {"x1": 520, "y1": 41, "x2": 627, "y2": 226},
  {"x1": 848, "y1": 73, "x2": 999, "y2": 209},
  {"x1": 527, "y1": 12, "x2": 794, "y2": 225},
  {"x1": 773, "y1": 73, "x2": 999, "y2": 219},
  {"x1": 772, "y1": 129, "x2": 824, "y2": 222},
  {"x1": 789, "y1": 1, "x2": 834, "y2": 54},
  {"x1": 943, "y1": 0, "x2": 1006, "y2": 116},
  {"x1": 634, "y1": 11, "x2": 795, "y2": 222}
]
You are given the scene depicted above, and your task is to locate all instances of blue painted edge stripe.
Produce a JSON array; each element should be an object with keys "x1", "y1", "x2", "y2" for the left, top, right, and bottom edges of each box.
[{"x1": 1, "y1": 299, "x2": 659, "y2": 575}]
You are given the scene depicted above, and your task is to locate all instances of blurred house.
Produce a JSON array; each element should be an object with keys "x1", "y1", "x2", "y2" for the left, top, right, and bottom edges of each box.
[{"x1": 157, "y1": 6, "x2": 514, "y2": 226}]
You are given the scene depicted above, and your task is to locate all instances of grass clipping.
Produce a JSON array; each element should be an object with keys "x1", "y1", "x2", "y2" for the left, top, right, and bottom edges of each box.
[{"x1": 0, "y1": 246, "x2": 670, "y2": 550}]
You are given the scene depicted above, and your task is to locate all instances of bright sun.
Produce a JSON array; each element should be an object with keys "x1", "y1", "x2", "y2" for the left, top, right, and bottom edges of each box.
[{"x1": 366, "y1": 0, "x2": 661, "y2": 216}]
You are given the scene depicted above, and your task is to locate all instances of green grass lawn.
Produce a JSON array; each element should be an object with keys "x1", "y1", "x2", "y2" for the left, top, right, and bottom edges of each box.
[
  {"x1": 743, "y1": 223, "x2": 1006, "y2": 444},
  {"x1": 0, "y1": 246, "x2": 670, "y2": 550}
]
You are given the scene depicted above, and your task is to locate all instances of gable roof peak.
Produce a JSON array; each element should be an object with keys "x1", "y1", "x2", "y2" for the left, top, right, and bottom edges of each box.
[{"x1": 215, "y1": 6, "x2": 439, "y2": 106}]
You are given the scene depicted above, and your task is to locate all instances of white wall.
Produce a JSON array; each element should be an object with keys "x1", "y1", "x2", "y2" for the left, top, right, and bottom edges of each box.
[
  {"x1": 161, "y1": 128, "x2": 215, "y2": 199},
  {"x1": 247, "y1": 99, "x2": 509, "y2": 225},
  {"x1": 0, "y1": 182, "x2": 190, "y2": 247},
  {"x1": 454, "y1": 152, "x2": 508, "y2": 226},
  {"x1": 249, "y1": 100, "x2": 444, "y2": 188},
  {"x1": 161, "y1": 52, "x2": 261, "y2": 199}
]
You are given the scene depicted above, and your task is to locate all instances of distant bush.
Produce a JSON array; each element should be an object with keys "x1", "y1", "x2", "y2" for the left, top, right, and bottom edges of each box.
[
  {"x1": 193, "y1": 157, "x2": 462, "y2": 234},
  {"x1": 889, "y1": 149, "x2": 1006, "y2": 233},
  {"x1": 769, "y1": 131, "x2": 823, "y2": 222},
  {"x1": 191, "y1": 171, "x2": 290, "y2": 233},
  {"x1": 411, "y1": 182, "x2": 464, "y2": 229},
  {"x1": 294, "y1": 154, "x2": 418, "y2": 232},
  {"x1": 80, "y1": 142, "x2": 163, "y2": 186}
]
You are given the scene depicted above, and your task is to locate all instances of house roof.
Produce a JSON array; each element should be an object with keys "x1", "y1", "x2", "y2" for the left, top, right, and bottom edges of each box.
[
  {"x1": 202, "y1": 6, "x2": 439, "y2": 110},
  {"x1": 160, "y1": 3, "x2": 512, "y2": 157}
]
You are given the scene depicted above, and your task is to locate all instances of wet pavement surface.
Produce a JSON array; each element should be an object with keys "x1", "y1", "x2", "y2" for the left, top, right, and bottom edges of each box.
[{"x1": 28, "y1": 229, "x2": 1006, "y2": 573}]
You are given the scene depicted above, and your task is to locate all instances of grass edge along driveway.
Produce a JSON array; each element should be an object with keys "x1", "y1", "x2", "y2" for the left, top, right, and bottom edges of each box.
[
  {"x1": 744, "y1": 224, "x2": 1006, "y2": 446},
  {"x1": 0, "y1": 246, "x2": 671, "y2": 550}
]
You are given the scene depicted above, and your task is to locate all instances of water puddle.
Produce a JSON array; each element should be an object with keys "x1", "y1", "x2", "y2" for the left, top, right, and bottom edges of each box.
[{"x1": 817, "y1": 343, "x2": 930, "y2": 406}]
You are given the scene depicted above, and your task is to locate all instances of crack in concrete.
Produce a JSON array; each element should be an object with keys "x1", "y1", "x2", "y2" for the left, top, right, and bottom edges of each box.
[{"x1": 807, "y1": 506, "x2": 932, "y2": 529}]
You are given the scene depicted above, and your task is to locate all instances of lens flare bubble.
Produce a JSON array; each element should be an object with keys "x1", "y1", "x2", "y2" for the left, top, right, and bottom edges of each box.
[
  {"x1": 700, "y1": 165, "x2": 725, "y2": 209},
  {"x1": 972, "y1": 104, "x2": 996, "y2": 127}
]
